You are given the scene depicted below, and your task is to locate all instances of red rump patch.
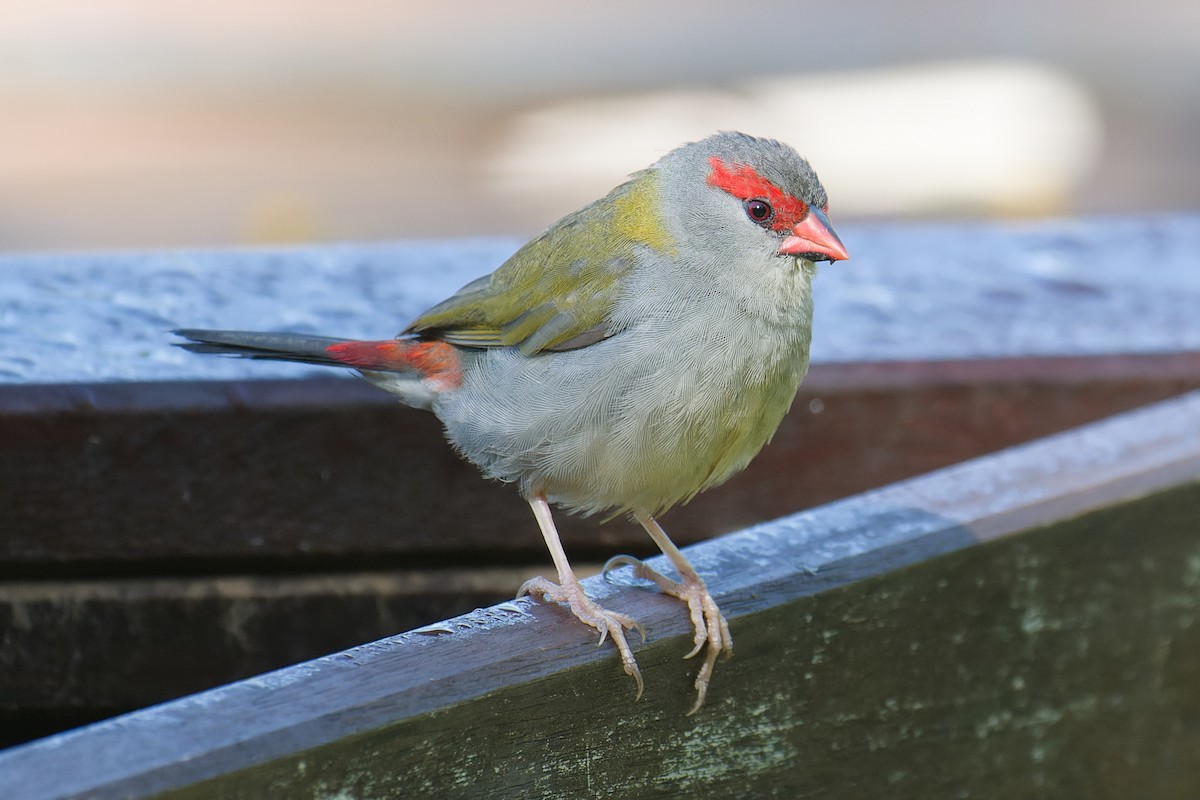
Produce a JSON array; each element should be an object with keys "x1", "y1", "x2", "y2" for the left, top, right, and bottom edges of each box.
[
  {"x1": 706, "y1": 156, "x2": 810, "y2": 233},
  {"x1": 325, "y1": 339, "x2": 463, "y2": 390}
]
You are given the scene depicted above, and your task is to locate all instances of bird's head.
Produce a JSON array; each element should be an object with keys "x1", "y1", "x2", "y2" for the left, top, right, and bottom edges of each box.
[{"x1": 653, "y1": 131, "x2": 848, "y2": 270}]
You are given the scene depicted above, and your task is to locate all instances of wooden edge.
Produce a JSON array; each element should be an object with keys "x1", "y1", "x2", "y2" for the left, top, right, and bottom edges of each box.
[
  {"x1": 3, "y1": 351, "x2": 1200, "y2": 415},
  {"x1": 800, "y1": 351, "x2": 1200, "y2": 390},
  {"x1": 2, "y1": 390, "x2": 1198, "y2": 799},
  {"x1": 0, "y1": 375, "x2": 384, "y2": 415}
]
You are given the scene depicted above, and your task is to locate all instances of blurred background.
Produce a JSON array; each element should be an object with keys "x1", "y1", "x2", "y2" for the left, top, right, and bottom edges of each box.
[{"x1": 0, "y1": 0, "x2": 1197, "y2": 253}]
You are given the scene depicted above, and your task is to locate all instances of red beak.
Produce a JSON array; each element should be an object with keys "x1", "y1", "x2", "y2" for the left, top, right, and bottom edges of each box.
[{"x1": 778, "y1": 207, "x2": 849, "y2": 262}]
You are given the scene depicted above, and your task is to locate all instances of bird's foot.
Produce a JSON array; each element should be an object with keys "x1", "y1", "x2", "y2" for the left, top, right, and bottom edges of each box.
[
  {"x1": 603, "y1": 555, "x2": 732, "y2": 715},
  {"x1": 518, "y1": 575, "x2": 646, "y2": 699}
]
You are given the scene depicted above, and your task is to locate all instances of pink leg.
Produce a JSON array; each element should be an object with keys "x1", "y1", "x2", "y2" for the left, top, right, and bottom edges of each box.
[
  {"x1": 604, "y1": 512, "x2": 732, "y2": 714},
  {"x1": 518, "y1": 494, "x2": 645, "y2": 699}
]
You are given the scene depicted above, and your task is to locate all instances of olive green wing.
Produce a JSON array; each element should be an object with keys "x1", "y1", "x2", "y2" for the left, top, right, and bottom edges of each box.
[{"x1": 404, "y1": 171, "x2": 674, "y2": 355}]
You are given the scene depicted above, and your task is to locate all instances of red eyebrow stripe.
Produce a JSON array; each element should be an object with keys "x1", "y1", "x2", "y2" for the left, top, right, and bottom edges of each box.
[{"x1": 706, "y1": 156, "x2": 808, "y2": 232}]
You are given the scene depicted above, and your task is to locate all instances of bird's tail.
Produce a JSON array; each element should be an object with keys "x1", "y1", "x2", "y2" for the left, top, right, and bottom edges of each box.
[
  {"x1": 174, "y1": 329, "x2": 463, "y2": 389},
  {"x1": 174, "y1": 329, "x2": 354, "y2": 367}
]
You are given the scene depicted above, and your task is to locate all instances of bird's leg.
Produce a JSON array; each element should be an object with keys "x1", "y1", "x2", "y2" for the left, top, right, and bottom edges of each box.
[
  {"x1": 603, "y1": 512, "x2": 732, "y2": 714},
  {"x1": 517, "y1": 494, "x2": 645, "y2": 699}
]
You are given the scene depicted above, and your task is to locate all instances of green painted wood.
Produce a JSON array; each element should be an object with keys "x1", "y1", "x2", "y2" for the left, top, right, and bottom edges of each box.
[{"x1": 158, "y1": 481, "x2": 1200, "y2": 800}]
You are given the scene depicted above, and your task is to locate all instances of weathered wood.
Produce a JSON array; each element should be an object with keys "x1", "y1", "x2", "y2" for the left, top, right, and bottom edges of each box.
[
  {"x1": 0, "y1": 568, "x2": 529, "y2": 749},
  {"x1": 5, "y1": 215, "x2": 1200, "y2": 387},
  {"x1": 1, "y1": 390, "x2": 1197, "y2": 799},
  {"x1": 4, "y1": 357, "x2": 1198, "y2": 744},
  {"x1": 3, "y1": 214, "x2": 1200, "y2": 749}
]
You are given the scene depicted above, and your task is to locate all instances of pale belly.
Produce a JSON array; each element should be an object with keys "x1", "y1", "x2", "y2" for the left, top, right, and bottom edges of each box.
[{"x1": 434, "y1": 321, "x2": 810, "y2": 516}]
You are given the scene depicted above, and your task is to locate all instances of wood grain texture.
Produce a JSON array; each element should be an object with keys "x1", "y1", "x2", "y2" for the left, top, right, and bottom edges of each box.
[
  {"x1": 162, "y1": 484, "x2": 1200, "y2": 800},
  {"x1": 2, "y1": 390, "x2": 1197, "y2": 799}
]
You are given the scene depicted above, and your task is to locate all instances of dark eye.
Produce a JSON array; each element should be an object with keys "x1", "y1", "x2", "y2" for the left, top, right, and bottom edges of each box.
[{"x1": 744, "y1": 199, "x2": 773, "y2": 225}]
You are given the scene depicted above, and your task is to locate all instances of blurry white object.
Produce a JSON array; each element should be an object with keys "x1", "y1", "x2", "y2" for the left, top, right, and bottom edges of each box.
[{"x1": 490, "y1": 61, "x2": 1102, "y2": 218}]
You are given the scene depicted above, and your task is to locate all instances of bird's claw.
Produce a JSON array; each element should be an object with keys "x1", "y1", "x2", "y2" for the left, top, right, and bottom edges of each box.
[
  {"x1": 600, "y1": 554, "x2": 732, "y2": 714},
  {"x1": 518, "y1": 575, "x2": 645, "y2": 699}
]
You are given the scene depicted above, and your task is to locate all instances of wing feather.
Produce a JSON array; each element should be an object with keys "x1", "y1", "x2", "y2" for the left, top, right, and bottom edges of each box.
[{"x1": 404, "y1": 170, "x2": 674, "y2": 354}]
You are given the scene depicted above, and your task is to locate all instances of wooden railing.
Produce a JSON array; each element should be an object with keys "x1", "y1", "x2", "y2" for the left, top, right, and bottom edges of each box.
[{"x1": 1, "y1": 215, "x2": 1199, "y2": 798}]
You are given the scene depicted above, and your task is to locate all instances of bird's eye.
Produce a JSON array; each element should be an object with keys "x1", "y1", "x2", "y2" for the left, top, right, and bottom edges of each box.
[{"x1": 744, "y1": 199, "x2": 773, "y2": 225}]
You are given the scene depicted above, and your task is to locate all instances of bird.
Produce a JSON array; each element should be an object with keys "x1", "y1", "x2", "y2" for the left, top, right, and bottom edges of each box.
[{"x1": 176, "y1": 131, "x2": 848, "y2": 714}]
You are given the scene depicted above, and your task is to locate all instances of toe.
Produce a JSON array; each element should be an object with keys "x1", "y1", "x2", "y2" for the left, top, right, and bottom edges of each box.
[
  {"x1": 519, "y1": 574, "x2": 647, "y2": 698},
  {"x1": 602, "y1": 554, "x2": 643, "y2": 581}
]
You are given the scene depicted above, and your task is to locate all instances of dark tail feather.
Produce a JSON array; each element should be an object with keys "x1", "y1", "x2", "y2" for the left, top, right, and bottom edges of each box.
[{"x1": 173, "y1": 329, "x2": 353, "y2": 368}]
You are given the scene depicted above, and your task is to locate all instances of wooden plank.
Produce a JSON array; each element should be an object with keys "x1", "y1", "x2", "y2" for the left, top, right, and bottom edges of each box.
[
  {"x1": 2, "y1": 390, "x2": 1197, "y2": 799},
  {"x1": 3, "y1": 213, "x2": 1200, "y2": 750},
  {"x1": 3, "y1": 356, "x2": 1197, "y2": 745},
  {"x1": 3, "y1": 353, "x2": 1199, "y2": 573},
  {"x1": 5, "y1": 215, "x2": 1200, "y2": 388},
  {"x1": 0, "y1": 568, "x2": 529, "y2": 749},
  {"x1": 3, "y1": 215, "x2": 1200, "y2": 755}
]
